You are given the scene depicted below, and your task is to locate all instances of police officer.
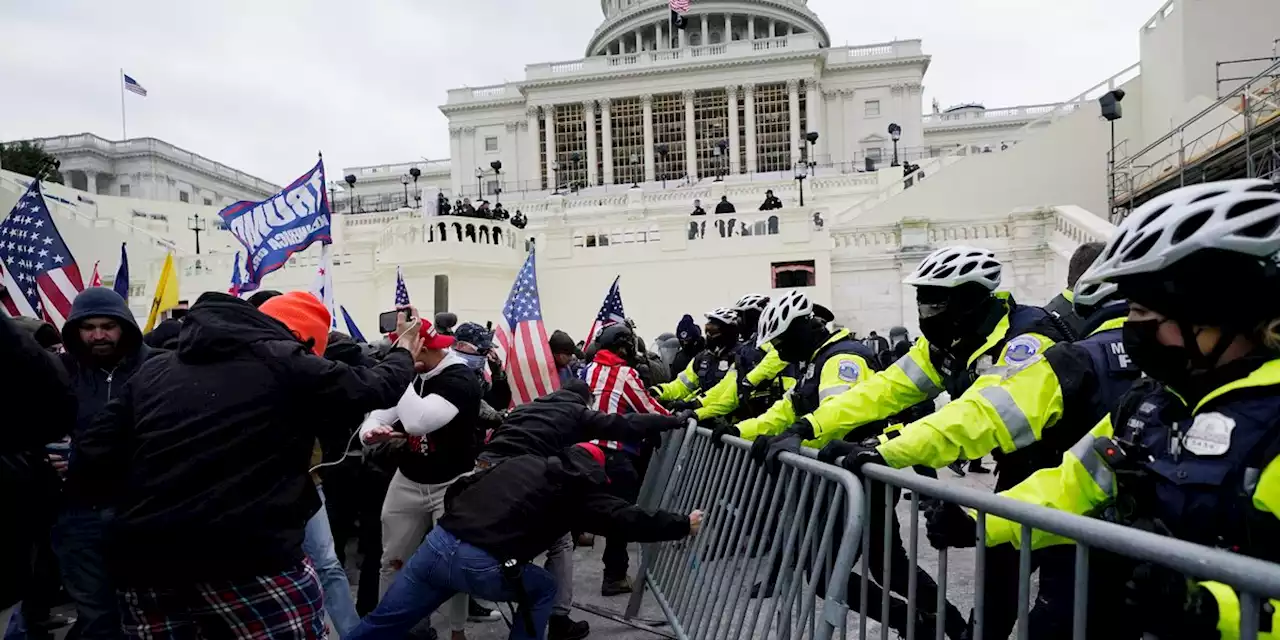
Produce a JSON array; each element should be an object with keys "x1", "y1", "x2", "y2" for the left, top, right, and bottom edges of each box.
[
  {"x1": 652, "y1": 308, "x2": 738, "y2": 408},
  {"x1": 1042, "y1": 241, "x2": 1105, "y2": 341},
  {"x1": 794, "y1": 247, "x2": 1067, "y2": 474},
  {"x1": 827, "y1": 279, "x2": 1139, "y2": 639},
  {"x1": 931, "y1": 179, "x2": 1280, "y2": 639},
  {"x1": 695, "y1": 294, "x2": 795, "y2": 422}
]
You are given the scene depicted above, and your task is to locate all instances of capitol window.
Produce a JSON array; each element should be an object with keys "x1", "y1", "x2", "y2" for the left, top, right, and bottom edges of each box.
[
  {"x1": 179, "y1": 191, "x2": 190, "y2": 203},
  {"x1": 485, "y1": 136, "x2": 498, "y2": 152},
  {"x1": 120, "y1": 184, "x2": 130, "y2": 197},
  {"x1": 864, "y1": 100, "x2": 881, "y2": 117}
]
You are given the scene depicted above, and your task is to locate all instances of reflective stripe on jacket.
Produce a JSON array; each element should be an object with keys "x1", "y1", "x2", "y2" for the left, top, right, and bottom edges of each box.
[{"x1": 695, "y1": 343, "x2": 791, "y2": 421}]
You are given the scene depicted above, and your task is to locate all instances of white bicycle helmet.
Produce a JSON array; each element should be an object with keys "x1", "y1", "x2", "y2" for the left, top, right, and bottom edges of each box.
[
  {"x1": 1071, "y1": 280, "x2": 1119, "y2": 313},
  {"x1": 704, "y1": 307, "x2": 738, "y2": 326},
  {"x1": 1079, "y1": 179, "x2": 1280, "y2": 284},
  {"x1": 732, "y1": 293, "x2": 770, "y2": 312},
  {"x1": 903, "y1": 246, "x2": 1002, "y2": 291},
  {"x1": 756, "y1": 291, "x2": 814, "y2": 347}
]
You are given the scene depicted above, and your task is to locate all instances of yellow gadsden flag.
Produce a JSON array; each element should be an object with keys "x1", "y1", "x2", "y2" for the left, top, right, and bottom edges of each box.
[{"x1": 144, "y1": 253, "x2": 180, "y2": 332}]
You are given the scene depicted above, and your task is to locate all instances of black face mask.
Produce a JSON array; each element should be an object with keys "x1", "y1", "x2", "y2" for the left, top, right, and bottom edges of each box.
[
  {"x1": 774, "y1": 318, "x2": 826, "y2": 364},
  {"x1": 1123, "y1": 319, "x2": 1193, "y2": 393}
]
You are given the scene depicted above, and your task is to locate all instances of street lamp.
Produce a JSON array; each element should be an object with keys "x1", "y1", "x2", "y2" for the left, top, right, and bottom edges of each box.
[
  {"x1": 568, "y1": 152, "x2": 582, "y2": 193},
  {"x1": 887, "y1": 123, "x2": 902, "y2": 167},
  {"x1": 490, "y1": 160, "x2": 503, "y2": 201},
  {"x1": 187, "y1": 213, "x2": 207, "y2": 255},
  {"x1": 804, "y1": 131, "x2": 820, "y2": 174},
  {"x1": 1099, "y1": 89, "x2": 1126, "y2": 216},
  {"x1": 343, "y1": 174, "x2": 358, "y2": 213},
  {"x1": 713, "y1": 140, "x2": 729, "y2": 181},
  {"x1": 409, "y1": 166, "x2": 422, "y2": 208},
  {"x1": 550, "y1": 161, "x2": 561, "y2": 194},
  {"x1": 400, "y1": 174, "x2": 410, "y2": 207},
  {"x1": 794, "y1": 162, "x2": 809, "y2": 207},
  {"x1": 656, "y1": 144, "x2": 669, "y2": 189},
  {"x1": 474, "y1": 167, "x2": 485, "y2": 198}
]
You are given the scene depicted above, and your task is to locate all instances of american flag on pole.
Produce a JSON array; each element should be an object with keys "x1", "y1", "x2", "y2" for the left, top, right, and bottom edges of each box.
[
  {"x1": 0, "y1": 181, "x2": 85, "y2": 324},
  {"x1": 586, "y1": 275, "x2": 625, "y2": 345},
  {"x1": 669, "y1": 0, "x2": 689, "y2": 13},
  {"x1": 395, "y1": 267, "x2": 411, "y2": 305},
  {"x1": 499, "y1": 249, "x2": 559, "y2": 406},
  {"x1": 123, "y1": 74, "x2": 147, "y2": 97}
]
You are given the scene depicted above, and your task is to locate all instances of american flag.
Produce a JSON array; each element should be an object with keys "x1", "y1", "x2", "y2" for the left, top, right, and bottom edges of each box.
[
  {"x1": 228, "y1": 251, "x2": 243, "y2": 296},
  {"x1": 123, "y1": 73, "x2": 147, "y2": 97},
  {"x1": 311, "y1": 244, "x2": 336, "y2": 329},
  {"x1": 0, "y1": 181, "x2": 84, "y2": 325},
  {"x1": 499, "y1": 249, "x2": 559, "y2": 406},
  {"x1": 395, "y1": 267, "x2": 411, "y2": 305},
  {"x1": 585, "y1": 352, "x2": 669, "y2": 453},
  {"x1": 669, "y1": 0, "x2": 690, "y2": 13},
  {"x1": 586, "y1": 275, "x2": 626, "y2": 345}
]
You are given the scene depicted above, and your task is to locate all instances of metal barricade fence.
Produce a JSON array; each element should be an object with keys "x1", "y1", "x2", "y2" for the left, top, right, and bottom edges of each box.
[
  {"x1": 617, "y1": 424, "x2": 866, "y2": 640},
  {"x1": 839, "y1": 458, "x2": 1280, "y2": 640}
]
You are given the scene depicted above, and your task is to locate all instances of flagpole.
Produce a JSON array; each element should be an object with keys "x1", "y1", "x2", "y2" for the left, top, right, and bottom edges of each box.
[{"x1": 119, "y1": 68, "x2": 127, "y2": 140}]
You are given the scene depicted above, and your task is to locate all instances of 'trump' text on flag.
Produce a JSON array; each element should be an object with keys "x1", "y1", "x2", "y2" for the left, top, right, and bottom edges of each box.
[{"x1": 219, "y1": 159, "x2": 331, "y2": 292}]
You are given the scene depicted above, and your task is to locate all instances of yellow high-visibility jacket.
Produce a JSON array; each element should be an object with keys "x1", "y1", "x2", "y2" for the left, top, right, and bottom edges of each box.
[
  {"x1": 695, "y1": 345, "x2": 791, "y2": 421},
  {"x1": 984, "y1": 359, "x2": 1280, "y2": 640}
]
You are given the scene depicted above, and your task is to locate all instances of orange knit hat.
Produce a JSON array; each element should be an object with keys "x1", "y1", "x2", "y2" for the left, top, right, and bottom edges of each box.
[{"x1": 259, "y1": 291, "x2": 331, "y2": 356}]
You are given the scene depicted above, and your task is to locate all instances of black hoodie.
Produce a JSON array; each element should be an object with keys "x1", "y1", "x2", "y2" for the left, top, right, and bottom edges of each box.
[
  {"x1": 440, "y1": 446, "x2": 690, "y2": 563},
  {"x1": 68, "y1": 292, "x2": 417, "y2": 586},
  {"x1": 481, "y1": 382, "x2": 684, "y2": 462},
  {"x1": 59, "y1": 287, "x2": 155, "y2": 440}
]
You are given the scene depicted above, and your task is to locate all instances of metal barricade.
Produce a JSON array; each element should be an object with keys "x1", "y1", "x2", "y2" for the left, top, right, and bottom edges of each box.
[
  {"x1": 624, "y1": 425, "x2": 867, "y2": 640},
  {"x1": 836, "y1": 459, "x2": 1280, "y2": 640}
]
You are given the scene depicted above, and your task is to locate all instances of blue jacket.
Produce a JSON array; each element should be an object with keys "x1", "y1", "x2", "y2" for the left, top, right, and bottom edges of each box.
[{"x1": 58, "y1": 288, "x2": 154, "y2": 440}]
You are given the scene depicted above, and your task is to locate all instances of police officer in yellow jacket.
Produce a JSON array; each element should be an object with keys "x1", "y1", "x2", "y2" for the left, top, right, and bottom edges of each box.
[
  {"x1": 652, "y1": 308, "x2": 738, "y2": 407},
  {"x1": 928, "y1": 180, "x2": 1280, "y2": 639},
  {"x1": 798, "y1": 247, "x2": 1068, "y2": 480},
  {"x1": 695, "y1": 294, "x2": 795, "y2": 422},
  {"x1": 825, "y1": 282, "x2": 1140, "y2": 640}
]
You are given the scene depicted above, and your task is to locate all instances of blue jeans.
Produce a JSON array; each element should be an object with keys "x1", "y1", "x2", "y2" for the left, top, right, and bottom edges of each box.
[
  {"x1": 304, "y1": 488, "x2": 361, "y2": 638},
  {"x1": 349, "y1": 527, "x2": 557, "y2": 640},
  {"x1": 51, "y1": 506, "x2": 119, "y2": 640}
]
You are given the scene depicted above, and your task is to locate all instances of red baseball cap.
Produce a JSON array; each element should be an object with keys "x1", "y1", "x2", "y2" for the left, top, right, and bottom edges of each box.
[
  {"x1": 574, "y1": 442, "x2": 610, "y2": 483},
  {"x1": 390, "y1": 317, "x2": 456, "y2": 350}
]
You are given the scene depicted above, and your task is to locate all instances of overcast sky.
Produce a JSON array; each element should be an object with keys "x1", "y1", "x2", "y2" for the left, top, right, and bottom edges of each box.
[{"x1": 0, "y1": 0, "x2": 1166, "y2": 186}]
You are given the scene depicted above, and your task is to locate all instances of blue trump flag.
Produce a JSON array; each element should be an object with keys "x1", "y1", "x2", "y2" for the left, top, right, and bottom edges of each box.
[
  {"x1": 112, "y1": 243, "x2": 129, "y2": 301},
  {"x1": 218, "y1": 159, "x2": 331, "y2": 291}
]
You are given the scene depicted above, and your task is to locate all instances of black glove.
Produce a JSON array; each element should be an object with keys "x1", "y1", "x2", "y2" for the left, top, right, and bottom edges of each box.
[
  {"x1": 1125, "y1": 563, "x2": 1218, "y2": 639},
  {"x1": 838, "y1": 442, "x2": 885, "y2": 476},
  {"x1": 647, "y1": 386, "x2": 662, "y2": 398},
  {"x1": 755, "y1": 421, "x2": 815, "y2": 473},
  {"x1": 671, "y1": 409, "x2": 696, "y2": 428},
  {"x1": 669, "y1": 398, "x2": 701, "y2": 413},
  {"x1": 711, "y1": 424, "x2": 740, "y2": 448},
  {"x1": 924, "y1": 502, "x2": 977, "y2": 550},
  {"x1": 817, "y1": 440, "x2": 859, "y2": 465},
  {"x1": 749, "y1": 434, "x2": 774, "y2": 463}
]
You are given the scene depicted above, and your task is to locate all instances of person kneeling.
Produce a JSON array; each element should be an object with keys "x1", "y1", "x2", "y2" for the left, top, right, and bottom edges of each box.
[{"x1": 349, "y1": 443, "x2": 702, "y2": 640}]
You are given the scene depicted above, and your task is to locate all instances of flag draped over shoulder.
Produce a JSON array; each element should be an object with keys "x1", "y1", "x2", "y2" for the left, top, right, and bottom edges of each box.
[
  {"x1": 498, "y1": 249, "x2": 559, "y2": 406},
  {"x1": 219, "y1": 159, "x2": 331, "y2": 292},
  {"x1": 0, "y1": 180, "x2": 85, "y2": 324}
]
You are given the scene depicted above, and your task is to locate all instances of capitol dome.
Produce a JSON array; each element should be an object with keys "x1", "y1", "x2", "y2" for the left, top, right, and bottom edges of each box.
[{"x1": 587, "y1": 0, "x2": 829, "y2": 57}]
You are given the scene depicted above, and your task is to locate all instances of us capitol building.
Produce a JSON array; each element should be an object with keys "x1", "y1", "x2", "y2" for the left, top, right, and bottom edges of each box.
[{"x1": 4, "y1": 0, "x2": 1276, "y2": 340}]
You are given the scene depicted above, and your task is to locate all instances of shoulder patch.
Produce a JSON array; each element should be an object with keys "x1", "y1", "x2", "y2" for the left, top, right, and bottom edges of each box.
[
  {"x1": 718, "y1": 360, "x2": 730, "y2": 371},
  {"x1": 837, "y1": 359, "x2": 861, "y2": 383},
  {"x1": 1003, "y1": 335, "x2": 1042, "y2": 364},
  {"x1": 1183, "y1": 412, "x2": 1236, "y2": 457}
]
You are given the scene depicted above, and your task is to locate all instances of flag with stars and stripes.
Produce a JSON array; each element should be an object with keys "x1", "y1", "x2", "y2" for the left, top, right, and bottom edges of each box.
[
  {"x1": 585, "y1": 275, "x2": 626, "y2": 345},
  {"x1": 310, "y1": 244, "x2": 337, "y2": 329},
  {"x1": 395, "y1": 267, "x2": 410, "y2": 306},
  {"x1": 0, "y1": 181, "x2": 84, "y2": 325},
  {"x1": 499, "y1": 249, "x2": 559, "y2": 406}
]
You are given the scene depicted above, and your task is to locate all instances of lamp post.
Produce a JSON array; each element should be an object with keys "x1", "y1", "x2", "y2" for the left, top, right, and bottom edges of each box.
[
  {"x1": 1099, "y1": 89, "x2": 1126, "y2": 218},
  {"x1": 327, "y1": 181, "x2": 337, "y2": 214},
  {"x1": 887, "y1": 123, "x2": 902, "y2": 167},
  {"x1": 713, "y1": 140, "x2": 729, "y2": 181},
  {"x1": 474, "y1": 167, "x2": 485, "y2": 199},
  {"x1": 409, "y1": 166, "x2": 422, "y2": 208},
  {"x1": 490, "y1": 160, "x2": 503, "y2": 201},
  {"x1": 794, "y1": 162, "x2": 809, "y2": 207},
  {"x1": 400, "y1": 174, "x2": 410, "y2": 207},
  {"x1": 656, "y1": 144, "x2": 669, "y2": 189},
  {"x1": 187, "y1": 213, "x2": 207, "y2": 255},
  {"x1": 568, "y1": 152, "x2": 582, "y2": 193},
  {"x1": 629, "y1": 152, "x2": 640, "y2": 188},
  {"x1": 550, "y1": 161, "x2": 561, "y2": 194},
  {"x1": 344, "y1": 174, "x2": 358, "y2": 213},
  {"x1": 804, "y1": 131, "x2": 820, "y2": 174}
]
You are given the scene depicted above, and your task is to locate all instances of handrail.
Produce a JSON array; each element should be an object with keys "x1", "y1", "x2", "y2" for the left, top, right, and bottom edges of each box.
[
  {"x1": 833, "y1": 62, "x2": 1140, "y2": 224},
  {"x1": 1116, "y1": 57, "x2": 1280, "y2": 172}
]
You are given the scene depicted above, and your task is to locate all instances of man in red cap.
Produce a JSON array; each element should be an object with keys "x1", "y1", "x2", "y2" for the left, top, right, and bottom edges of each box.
[
  {"x1": 360, "y1": 317, "x2": 486, "y2": 640},
  {"x1": 349, "y1": 443, "x2": 702, "y2": 640},
  {"x1": 68, "y1": 291, "x2": 421, "y2": 640}
]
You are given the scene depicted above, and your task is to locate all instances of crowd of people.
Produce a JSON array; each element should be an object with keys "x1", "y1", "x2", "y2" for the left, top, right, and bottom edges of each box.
[
  {"x1": 436, "y1": 194, "x2": 527, "y2": 229},
  {"x1": 4, "y1": 178, "x2": 1280, "y2": 640}
]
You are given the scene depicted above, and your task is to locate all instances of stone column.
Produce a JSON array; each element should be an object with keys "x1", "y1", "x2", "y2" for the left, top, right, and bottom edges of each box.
[
  {"x1": 683, "y1": 89, "x2": 697, "y2": 180},
  {"x1": 584, "y1": 100, "x2": 599, "y2": 186},
  {"x1": 463, "y1": 126, "x2": 478, "y2": 196},
  {"x1": 769, "y1": 19, "x2": 776, "y2": 38},
  {"x1": 726, "y1": 85, "x2": 740, "y2": 175},
  {"x1": 634, "y1": 29, "x2": 641, "y2": 53},
  {"x1": 723, "y1": 14, "x2": 732, "y2": 41},
  {"x1": 657, "y1": 21, "x2": 666, "y2": 49},
  {"x1": 787, "y1": 79, "x2": 801, "y2": 167},
  {"x1": 825, "y1": 91, "x2": 843, "y2": 165},
  {"x1": 642, "y1": 94, "x2": 655, "y2": 182},
  {"x1": 449, "y1": 126, "x2": 464, "y2": 195},
  {"x1": 504, "y1": 121, "x2": 520, "y2": 195},
  {"x1": 544, "y1": 105, "x2": 557, "y2": 190},
  {"x1": 679, "y1": 24, "x2": 687, "y2": 48},
  {"x1": 601, "y1": 98, "x2": 614, "y2": 184},
  {"x1": 805, "y1": 80, "x2": 820, "y2": 161},
  {"x1": 525, "y1": 107, "x2": 540, "y2": 190},
  {"x1": 841, "y1": 89, "x2": 856, "y2": 166},
  {"x1": 747, "y1": 17, "x2": 755, "y2": 40},
  {"x1": 744, "y1": 84, "x2": 757, "y2": 173},
  {"x1": 700, "y1": 16, "x2": 709, "y2": 46}
]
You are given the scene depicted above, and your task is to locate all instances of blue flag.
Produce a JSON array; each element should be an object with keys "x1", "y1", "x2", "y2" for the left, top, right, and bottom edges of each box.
[
  {"x1": 341, "y1": 305, "x2": 366, "y2": 342},
  {"x1": 228, "y1": 251, "x2": 243, "y2": 296},
  {"x1": 218, "y1": 159, "x2": 331, "y2": 292},
  {"x1": 112, "y1": 243, "x2": 129, "y2": 301}
]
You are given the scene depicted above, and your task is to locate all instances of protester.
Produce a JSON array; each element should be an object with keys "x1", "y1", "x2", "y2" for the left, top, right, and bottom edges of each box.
[
  {"x1": 437, "y1": 193, "x2": 451, "y2": 216},
  {"x1": 671, "y1": 315, "x2": 703, "y2": 375},
  {"x1": 481, "y1": 379, "x2": 692, "y2": 640},
  {"x1": 0, "y1": 314, "x2": 75, "y2": 634},
  {"x1": 493, "y1": 202, "x2": 509, "y2": 221},
  {"x1": 434, "y1": 313, "x2": 459, "y2": 336},
  {"x1": 714, "y1": 195, "x2": 735, "y2": 214},
  {"x1": 68, "y1": 291, "x2": 420, "y2": 639},
  {"x1": 511, "y1": 210, "x2": 528, "y2": 229},
  {"x1": 549, "y1": 330, "x2": 585, "y2": 384},
  {"x1": 10, "y1": 316, "x2": 61, "y2": 351},
  {"x1": 57, "y1": 286, "x2": 161, "y2": 640},
  {"x1": 349, "y1": 443, "x2": 701, "y2": 640},
  {"x1": 758, "y1": 189, "x2": 782, "y2": 211},
  {"x1": 359, "y1": 318, "x2": 487, "y2": 640}
]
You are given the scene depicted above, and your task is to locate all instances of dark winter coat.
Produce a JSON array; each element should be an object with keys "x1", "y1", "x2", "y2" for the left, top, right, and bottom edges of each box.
[
  {"x1": 68, "y1": 292, "x2": 417, "y2": 586},
  {"x1": 715, "y1": 200, "x2": 736, "y2": 214},
  {"x1": 441, "y1": 446, "x2": 689, "y2": 563},
  {"x1": 481, "y1": 385, "x2": 683, "y2": 462},
  {"x1": 0, "y1": 314, "x2": 74, "y2": 608}
]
